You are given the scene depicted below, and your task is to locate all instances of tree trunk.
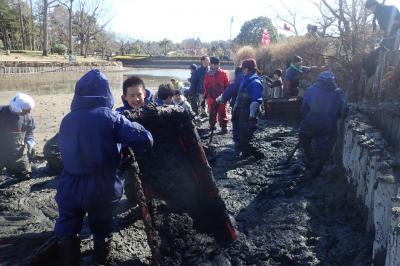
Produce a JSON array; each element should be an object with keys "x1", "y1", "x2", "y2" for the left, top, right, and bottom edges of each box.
[
  {"x1": 42, "y1": 0, "x2": 48, "y2": 56},
  {"x1": 30, "y1": 0, "x2": 34, "y2": 50},
  {"x1": 18, "y1": 0, "x2": 26, "y2": 50},
  {"x1": 68, "y1": 0, "x2": 73, "y2": 54},
  {"x1": 84, "y1": 38, "x2": 89, "y2": 58},
  {"x1": 3, "y1": 30, "x2": 11, "y2": 50},
  {"x1": 80, "y1": 37, "x2": 84, "y2": 56}
]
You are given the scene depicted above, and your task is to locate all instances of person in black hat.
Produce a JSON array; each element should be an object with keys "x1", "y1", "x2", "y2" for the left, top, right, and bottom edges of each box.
[
  {"x1": 204, "y1": 56, "x2": 230, "y2": 133},
  {"x1": 365, "y1": 0, "x2": 400, "y2": 50}
]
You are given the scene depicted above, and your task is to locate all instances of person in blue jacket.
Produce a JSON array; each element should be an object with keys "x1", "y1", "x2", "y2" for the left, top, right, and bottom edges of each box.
[
  {"x1": 55, "y1": 69, "x2": 153, "y2": 266},
  {"x1": 299, "y1": 71, "x2": 347, "y2": 179},
  {"x1": 229, "y1": 59, "x2": 264, "y2": 159},
  {"x1": 116, "y1": 76, "x2": 153, "y2": 113},
  {"x1": 115, "y1": 76, "x2": 153, "y2": 208},
  {"x1": 216, "y1": 67, "x2": 243, "y2": 110},
  {"x1": 188, "y1": 55, "x2": 209, "y2": 116}
]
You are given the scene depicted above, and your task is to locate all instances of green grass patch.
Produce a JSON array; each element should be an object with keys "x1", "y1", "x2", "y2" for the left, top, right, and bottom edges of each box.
[
  {"x1": 113, "y1": 55, "x2": 148, "y2": 60},
  {"x1": 10, "y1": 50, "x2": 43, "y2": 55}
]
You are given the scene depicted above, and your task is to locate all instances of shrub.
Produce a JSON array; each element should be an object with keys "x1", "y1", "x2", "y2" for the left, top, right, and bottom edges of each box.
[
  {"x1": 234, "y1": 46, "x2": 256, "y2": 67},
  {"x1": 256, "y1": 36, "x2": 329, "y2": 74},
  {"x1": 53, "y1": 44, "x2": 67, "y2": 55}
]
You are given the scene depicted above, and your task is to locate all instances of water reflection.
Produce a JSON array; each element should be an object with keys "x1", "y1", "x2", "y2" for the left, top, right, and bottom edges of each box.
[{"x1": 0, "y1": 68, "x2": 192, "y2": 96}]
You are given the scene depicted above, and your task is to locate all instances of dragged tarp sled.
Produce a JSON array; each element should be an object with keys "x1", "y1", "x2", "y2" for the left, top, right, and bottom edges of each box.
[{"x1": 122, "y1": 103, "x2": 237, "y2": 246}]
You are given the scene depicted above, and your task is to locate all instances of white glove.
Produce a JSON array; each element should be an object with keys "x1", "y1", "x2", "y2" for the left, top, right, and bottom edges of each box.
[
  {"x1": 249, "y1": 102, "x2": 260, "y2": 118},
  {"x1": 26, "y1": 140, "x2": 36, "y2": 158},
  {"x1": 26, "y1": 140, "x2": 36, "y2": 150},
  {"x1": 216, "y1": 95, "x2": 224, "y2": 104}
]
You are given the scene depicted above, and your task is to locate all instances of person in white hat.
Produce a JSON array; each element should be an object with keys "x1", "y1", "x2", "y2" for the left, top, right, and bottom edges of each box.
[{"x1": 0, "y1": 92, "x2": 36, "y2": 179}]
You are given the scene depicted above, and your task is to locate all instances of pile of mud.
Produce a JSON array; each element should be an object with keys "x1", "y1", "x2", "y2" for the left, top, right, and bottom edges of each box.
[{"x1": 0, "y1": 114, "x2": 373, "y2": 265}]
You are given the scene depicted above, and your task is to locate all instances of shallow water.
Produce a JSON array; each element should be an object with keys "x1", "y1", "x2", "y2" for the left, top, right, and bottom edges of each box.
[{"x1": 0, "y1": 68, "x2": 192, "y2": 96}]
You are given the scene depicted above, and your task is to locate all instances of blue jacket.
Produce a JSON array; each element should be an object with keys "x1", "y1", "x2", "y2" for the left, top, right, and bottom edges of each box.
[
  {"x1": 237, "y1": 72, "x2": 263, "y2": 104},
  {"x1": 221, "y1": 71, "x2": 244, "y2": 108},
  {"x1": 195, "y1": 65, "x2": 208, "y2": 94},
  {"x1": 57, "y1": 69, "x2": 153, "y2": 206},
  {"x1": 115, "y1": 88, "x2": 153, "y2": 113},
  {"x1": 188, "y1": 67, "x2": 199, "y2": 94},
  {"x1": 301, "y1": 71, "x2": 346, "y2": 130}
]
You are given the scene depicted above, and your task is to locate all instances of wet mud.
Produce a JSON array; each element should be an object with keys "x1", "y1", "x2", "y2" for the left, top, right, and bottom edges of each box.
[{"x1": 0, "y1": 117, "x2": 372, "y2": 265}]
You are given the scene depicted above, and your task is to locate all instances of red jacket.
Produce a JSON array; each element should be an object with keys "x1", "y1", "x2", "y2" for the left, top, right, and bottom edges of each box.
[{"x1": 204, "y1": 69, "x2": 229, "y2": 99}]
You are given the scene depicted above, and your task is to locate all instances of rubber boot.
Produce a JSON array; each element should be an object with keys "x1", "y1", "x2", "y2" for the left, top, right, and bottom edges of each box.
[
  {"x1": 304, "y1": 159, "x2": 325, "y2": 181},
  {"x1": 250, "y1": 147, "x2": 265, "y2": 160},
  {"x1": 209, "y1": 123, "x2": 217, "y2": 131},
  {"x1": 311, "y1": 159, "x2": 325, "y2": 178},
  {"x1": 233, "y1": 143, "x2": 241, "y2": 159},
  {"x1": 58, "y1": 236, "x2": 80, "y2": 266},
  {"x1": 94, "y1": 234, "x2": 112, "y2": 265},
  {"x1": 220, "y1": 126, "x2": 228, "y2": 135},
  {"x1": 301, "y1": 138, "x2": 313, "y2": 168}
]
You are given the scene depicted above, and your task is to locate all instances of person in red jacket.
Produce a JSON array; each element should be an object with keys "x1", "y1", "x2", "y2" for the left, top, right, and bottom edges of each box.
[{"x1": 204, "y1": 56, "x2": 230, "y2": 134}]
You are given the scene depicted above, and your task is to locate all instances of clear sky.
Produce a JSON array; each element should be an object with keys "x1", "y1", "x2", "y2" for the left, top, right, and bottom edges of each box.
[{"x1": 104, "y1": 0, "x2": 400, "y2": 42}]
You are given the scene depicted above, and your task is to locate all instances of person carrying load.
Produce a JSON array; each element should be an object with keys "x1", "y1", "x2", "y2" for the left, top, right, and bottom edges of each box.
[
  {"x1": 0, "y1": 93, "x2": 36, "y2": 180},
  {"x1": 55, "y1": 69, "x2": 153, "y2": 265}
]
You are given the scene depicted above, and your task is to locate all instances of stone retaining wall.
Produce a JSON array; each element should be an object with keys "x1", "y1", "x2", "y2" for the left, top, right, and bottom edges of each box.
[{"x1": 342, "y1": 109, "x2": 400, "y2": 265}]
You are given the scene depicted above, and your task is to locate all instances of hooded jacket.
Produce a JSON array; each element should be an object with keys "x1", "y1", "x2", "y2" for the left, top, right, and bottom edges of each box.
[
  {"x1": 301, "y1": 71, "x2": 346, "y2": 130},
  {"x1": 57, "y1": 69, "x2": 153, "y2": 205},
  {"x1": 115, "y1": 88, "x2": 153, "y2": 113}
]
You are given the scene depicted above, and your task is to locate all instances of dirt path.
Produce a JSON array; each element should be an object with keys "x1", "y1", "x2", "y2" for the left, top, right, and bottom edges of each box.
[{"x1": 0, "y1": 116, "x2": 372, "y2": 265}]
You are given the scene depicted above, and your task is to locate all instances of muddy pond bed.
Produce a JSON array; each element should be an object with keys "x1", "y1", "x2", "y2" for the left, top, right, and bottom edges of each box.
[{"x1": 0, "y1": 116, "x2": 372, "y2": 266}]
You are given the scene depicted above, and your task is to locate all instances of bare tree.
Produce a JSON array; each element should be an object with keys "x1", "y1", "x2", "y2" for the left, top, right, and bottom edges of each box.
[
  {"x1": 57, "y1": 0, "x2": 73, "y2": 54},
  {"x1": 272, "y1": 1, "x2": 300, "y2": 36},
  {"x1": 312, "y1": 2, "x2": 335, "y2": 36},
  {"x1": 73, "y1": 0, "x2": 110, "y2": 57},
  {"x1": 42, "y1": 0, "x2": 58, "y2": 56},
  {"x1": 17, "y1": 0, "x2": 26, "y2": 49},
  {"x1": 159, "y1": 38, "x2": 172, "y2": 56},
  {"x1": 29, "y1": 0, "x2": 34, "y2": 50},
  {"x1": 314, "y1": 0, "x2": 374, "y2": 99}
]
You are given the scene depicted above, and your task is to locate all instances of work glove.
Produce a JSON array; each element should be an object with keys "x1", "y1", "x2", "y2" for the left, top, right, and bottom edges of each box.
[
  {"x1": 216, "y1": 95, "x2": 224, "y2": 104},
  {"x1": 26, "y1": 140, "x2": 36, "y2": 160}
]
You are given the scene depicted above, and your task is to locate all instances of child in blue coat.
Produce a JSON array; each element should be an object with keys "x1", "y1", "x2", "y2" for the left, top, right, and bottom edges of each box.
[{"x1": 55, "y1": 69, "x2": 153, "y2": 265}]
